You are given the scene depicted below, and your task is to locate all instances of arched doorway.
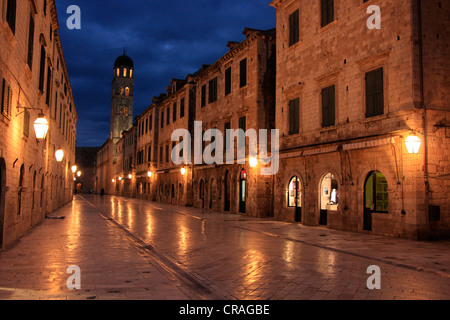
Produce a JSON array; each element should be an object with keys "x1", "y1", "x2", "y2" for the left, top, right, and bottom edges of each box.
[
  {"x1": 209, "y1": 178, "x2": 217, "y2": 210},
  {"x1": 239, "y1": 169, "x2": 247, "y2": 214},
  {"x1": 0, "y1": 158, "x2": 6, "y2": 248},
  {"x1": 319, "y1": 173, "x2": 339, "y2": 226},
  {"x1": 40, "y1": 176, "x2": 45, "y2": 210},
  {"x1": 224, "y1": 171, "x2": 230, "y2": 212},
  {"x1": 18, "y1": 165, "x2": 25, "y2": 216},
  {"x1": 199, "y1": 180, "x2": 205, "y2": 209},
  {"x1": 288, "y1": 176, "x2": 302, "y2": 223},
  {"x1": 364, "y1": 171, "x2": 389, "y2": 231}
]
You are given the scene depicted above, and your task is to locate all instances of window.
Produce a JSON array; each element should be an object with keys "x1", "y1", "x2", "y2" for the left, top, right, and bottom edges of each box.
[
  {"x1": 23, "y1": 110, "x2": 30, "y2": 137},
  {"x1": 159, "y1": 147, "x2": 163, "y2": 163},
  {"x1": 145, "y1": 118, "x2": 148, "y2": 133},
  {"x1": 180, "y1": 98, "x2": 185, "y2": 118},
  {"x1": 365, "y1": 68, "x2": 384, "y2": 118},
  {"x1": 165, "y1": 145, "x2": 169, "y2": 163},
  {"x1": 225, "y1": 67, "x2": 232, "y2": 96},
  {"x1": 365, "y1": 172, "x2": 388, "y2": 213},
  {"x1": 45, "y1": 66, "x2": 52, "y2": 105},
  {"x1": 321, "y1": 0, "x2": 334, "y2": 27},
  {"x1": 166, "y1": 107, "x2": 170, "y2": 125},
  {"x1": 161, "y1": 110, "x2": 164, "y2": 128},
  {"x1": 173, "y1": 102, "x2": 177, "y2": 122},
  {"x1": 125, "y1": 87, "x2": 130, "y2": 96},
  {"x1": 224, "y1": 121, "x2": 231, "y2": 151},
  {"x1": 148, "y1": 146, "x2": 152, "y2": 162},
  {"x1": 116, "y1": 68, "x2": 120, "y2": 77},
  {"x1": 239, "y1": 116, "x2": 246, "y2": 148},
  {"x1": 123, "y1": 68, "x2": 127, "y2": 77},
  {"x1": 149, "y1": 115, "x2": 153, "y2": 131},
  {"x1": 1, "y1": 79, "x2": 12, "y2": 119},
  {"x1": 289, "y1": 10, "x2": 300, "y2": 46},
  {"x1": 322, "y1": 85, "x2": 335, "y2": 128},
  {"x1": 39, "y1": 45, "x2": 46, "y2": 92},
  {"x1": 208, "y1": 77, "x2": 218, "y2": 103},
  {"x1": 6, "y1": 0, "x2": 17, "y2": 34},
  {"x1": 240, "y1": 59, "x2": 247, "y2": 88},
  {"x1": 289, "y1": 98, "x2": 300, "y2": 135},
  {"x1": 201, "y1": 85, "x2": 207, "y2": 107},
  {"x1": 288, "y1": 177, "x2": 301, "y2": 207},
  {"x1": 27, "y1": 13, "x2": 35, "y2": 69}
]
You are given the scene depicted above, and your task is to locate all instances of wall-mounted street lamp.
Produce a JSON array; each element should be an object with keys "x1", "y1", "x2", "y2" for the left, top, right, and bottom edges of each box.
[
  {"x1": 71, "y1": 165, "x2": 78, "y2": 174},
  {"x1": 17, "y1": 107, "x2": 49, "y2": 140},
  {"x1": 249, "y1": 156, "x2": 258, "y2": 168},
  {"x1": 55, "y1": 149, "x2": 65, "y2": 162},
  {"x1": 118, "y1": 177, "x2": 123, "y2": 181},
  {"x1": 180, "y1": 167, "x2": 186, "y2": 176},
  {"x1": 77, "y1": 171, "x2": 82, "y2": 177},
  {"x1": 148, "y1": 171, "x2": 152, "y2": 178},
  {"x1": 128, "y1": 174, "x2": 133, "y2": 179},
  {"x1": 34, "y1": 113, "x2": 49, "y2": 139},
  {"x1": 405, "y1": 133, "x2": 422, "y2": 154},
  {"x1": 112, "y1": 179, "x2": 115, "y2": 183}
]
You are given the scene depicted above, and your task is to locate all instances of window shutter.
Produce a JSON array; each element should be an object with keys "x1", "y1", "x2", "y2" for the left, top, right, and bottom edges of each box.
[
  {"x1": 366, "y1": 68, "x2": 384, "y2": 118},
  {"x1": 289, "y1": 10, "x2": 299, "y2": 46},
  {"x1": 27, "y1": 13, "x2": 35, "y2": 69},
  {"x1": 23, "y1": 110, "x2": 30, "y2": 137},
  {"x1": 289, "y1": 98, "x2": 300, "y2": 135},
  {"x1": 322, "y1": 86, "x2": 335, "y2": 127}
]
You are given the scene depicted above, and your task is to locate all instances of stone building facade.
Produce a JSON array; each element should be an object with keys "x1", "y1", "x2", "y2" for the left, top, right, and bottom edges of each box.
[
  {"x1": 192, "y1": 28, "x2": 276, "y2": 217},
  {"x1": 95, "y1": 1, "x2": 449, "y2": 240},
  {"x1": 0, "y1": 0, "x2": 77, "y2": 248},
  {"x1": 270, "y1": 0, "x2": 449, "y2": 239}
]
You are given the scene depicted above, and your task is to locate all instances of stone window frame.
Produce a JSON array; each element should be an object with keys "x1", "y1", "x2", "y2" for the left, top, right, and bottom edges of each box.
[
  {"x1": 315, "y1": 69, "x2": 341, "y2": 131},
  {"x1": 356, "y1": 50, "x2": 390, "y2": 122}
]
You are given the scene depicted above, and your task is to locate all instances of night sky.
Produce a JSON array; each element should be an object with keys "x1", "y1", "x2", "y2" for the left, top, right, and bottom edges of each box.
[{"x1": 55, "y1": 1, "x2": 275, "y2": 147}]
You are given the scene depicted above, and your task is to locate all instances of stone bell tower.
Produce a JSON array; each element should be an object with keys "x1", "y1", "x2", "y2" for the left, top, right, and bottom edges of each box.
[{"x1": 111, "y1": 51, "x2": 134, "y2": 162}]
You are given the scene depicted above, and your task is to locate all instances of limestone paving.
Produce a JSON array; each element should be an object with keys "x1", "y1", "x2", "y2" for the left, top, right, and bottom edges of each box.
[{"x1": 0, "y1": 195, "x2": 449, "y2": 300}]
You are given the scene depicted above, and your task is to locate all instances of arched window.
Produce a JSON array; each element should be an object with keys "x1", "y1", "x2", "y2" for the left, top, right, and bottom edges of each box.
[
  {"x1": 365, "y1": 172, "x2": 388, "y2": 213},
  {"x1": 125, "y1": 87, "x2": 130, "y2": 96},
  {"x1": 130, "y1": 69, "x2": 133, "y2": 78},
  {"x1": 288, "y1": 176, "x2": 301, "y2": 207},
  {"x1": 123, "y1": 68, "x2": 127, "y2": 77},
  {"x1": 120, "y1": 87, "x2": 124, "y2": 95},
  {"x1": 116, "y1": 68, "x2": 120, "y2": 77}
]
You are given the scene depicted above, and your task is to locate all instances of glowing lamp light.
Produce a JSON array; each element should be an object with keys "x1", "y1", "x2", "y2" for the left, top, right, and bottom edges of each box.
[
  {"x1": 34, "y1": 113, "x2": 49, "y2": 139},
  {"x1": 128, "y1": 174, "x2": 133, "y2": 179},
  {"x1": 112, "y1": 179, "x2": 115, "y2": 183},
  {"x1": 55, "y1": 149, "x2": 64, "y2": 162},
  {"x1": 180, "y1": 167, "x2": 186, "y2": 176},
  {"x1": 148, "y1": 171, "x2": 153, "y2": 178},
  {"x1": 405, "y1": 134, "x2": 422, "y2": 154},
  {"x1": 71, "y1": 165, "x2": 78, "y2": 173},
  {"x1": 249, "y1": 157, "x2": 258, "y2": 168},
  {"x1": 77, "y1": 171, "x2": 82, "y2": 177},
  {"x1": 118, "y1": 177, "x2": 123, "y2": 181}
]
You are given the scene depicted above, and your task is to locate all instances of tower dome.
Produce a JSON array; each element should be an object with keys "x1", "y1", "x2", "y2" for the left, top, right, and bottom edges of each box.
[{"x1": 114, "y1": 51, "x2": 134, "y2": 69}]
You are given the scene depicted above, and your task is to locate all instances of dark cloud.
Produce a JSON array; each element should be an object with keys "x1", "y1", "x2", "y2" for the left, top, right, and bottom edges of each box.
[{"x1": 56, "y1": 0, "x2": 275, "y2": 147}]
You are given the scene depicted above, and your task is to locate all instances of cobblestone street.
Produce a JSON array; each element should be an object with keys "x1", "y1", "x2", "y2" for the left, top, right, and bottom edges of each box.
[{"x1": 0, "y1": 195, "x2": 449, "y2": 300}]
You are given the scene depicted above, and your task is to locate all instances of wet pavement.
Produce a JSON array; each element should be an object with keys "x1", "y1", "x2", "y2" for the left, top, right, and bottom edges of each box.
[{"x1": 0, "y1": 194, "x2": 449, "y2": 300}]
